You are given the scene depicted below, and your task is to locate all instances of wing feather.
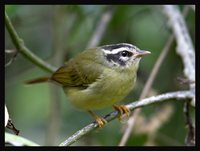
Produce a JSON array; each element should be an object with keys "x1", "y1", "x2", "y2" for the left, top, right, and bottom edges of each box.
[{"x1": 50, "y1": 56, "x2": 103, "y2": 88}]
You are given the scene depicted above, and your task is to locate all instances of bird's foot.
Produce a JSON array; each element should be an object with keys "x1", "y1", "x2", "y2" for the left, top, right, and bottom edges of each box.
[
  {"x1": 113, "y1": 105, "x2": 130, "y2": 121},
  {"x1": 88, "y1": 110, "x2": 107, "y2": 128},
  {"x1": 94, "y1": 116, "x2": 107, "y2": 128}
]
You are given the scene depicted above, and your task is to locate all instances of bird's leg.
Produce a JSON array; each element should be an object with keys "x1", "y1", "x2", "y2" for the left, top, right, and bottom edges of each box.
[
  {"x1": 88, "y1": 110, "x2": 107, "y2": 128},
  {"x1": 113, "y1": 104, "x2": 130, "y2": 120}
]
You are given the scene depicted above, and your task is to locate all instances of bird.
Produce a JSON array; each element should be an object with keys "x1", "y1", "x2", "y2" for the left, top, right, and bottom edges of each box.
[{"x1": 26, "y1": 43, "x2": 150, "y2": 127}]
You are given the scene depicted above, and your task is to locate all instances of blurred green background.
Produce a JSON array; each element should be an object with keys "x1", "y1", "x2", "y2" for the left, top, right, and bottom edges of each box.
[{"x1": 5, "y1": 5, "x2": 195, "y2": 146}]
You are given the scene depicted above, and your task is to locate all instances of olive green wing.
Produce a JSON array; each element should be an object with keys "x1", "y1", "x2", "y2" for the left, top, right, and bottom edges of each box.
[{"x1": 50, "y1": 58, "x2": 103, "y2": 88}]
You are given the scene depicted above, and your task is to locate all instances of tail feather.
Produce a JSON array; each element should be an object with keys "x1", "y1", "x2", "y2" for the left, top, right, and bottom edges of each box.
[{"x1": 25, "y1": 77, "x2": 50, "y2": 84}]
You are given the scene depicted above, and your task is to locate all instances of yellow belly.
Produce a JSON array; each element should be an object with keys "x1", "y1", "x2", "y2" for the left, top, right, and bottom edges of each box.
[{"x1": 64, "y1": 69, "x2": 136, "y2": 111}]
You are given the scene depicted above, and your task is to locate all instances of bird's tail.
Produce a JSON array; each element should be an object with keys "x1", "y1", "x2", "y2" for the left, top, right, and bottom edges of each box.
[{"x1": 25, "y1": 76, "x2": 50, "y2": 84}]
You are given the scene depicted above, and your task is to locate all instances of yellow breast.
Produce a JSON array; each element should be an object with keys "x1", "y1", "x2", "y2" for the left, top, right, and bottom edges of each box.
[{"x1": 64, "y1": 68, "x2": 136, "y2": 111}]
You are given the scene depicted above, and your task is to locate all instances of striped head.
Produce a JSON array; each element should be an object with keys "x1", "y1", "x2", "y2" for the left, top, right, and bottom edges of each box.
[{"x1": 100, "y1": 43, "x2": 150, "y2": 69}]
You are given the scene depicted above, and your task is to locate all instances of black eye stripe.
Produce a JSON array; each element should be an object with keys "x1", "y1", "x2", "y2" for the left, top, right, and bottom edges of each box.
[
  {"x1": 106, "y1": 51, "x2": 132, "y2": 66},
  {"x1": 119, "y1": 51, "x2": 132, "y2": 57}
]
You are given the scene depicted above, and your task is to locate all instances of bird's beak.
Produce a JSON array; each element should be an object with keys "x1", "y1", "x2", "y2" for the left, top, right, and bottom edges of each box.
[{"x1": 134, "y1": 50, "x2": 151, "y2": 58}]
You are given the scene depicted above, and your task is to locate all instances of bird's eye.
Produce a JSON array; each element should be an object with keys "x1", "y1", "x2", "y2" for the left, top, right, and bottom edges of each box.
[{"x1": 121, "y1": 51, "x2": 130, "y2": 57}]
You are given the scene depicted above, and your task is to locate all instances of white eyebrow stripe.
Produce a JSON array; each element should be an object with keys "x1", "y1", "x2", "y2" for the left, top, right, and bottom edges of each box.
[{"x1": 102, "y1": 47, "x2": 131, "y2": 54}]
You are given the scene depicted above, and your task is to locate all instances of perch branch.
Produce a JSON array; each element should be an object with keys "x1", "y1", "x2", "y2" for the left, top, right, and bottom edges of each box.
[{"x1": 59, "y1": 90, "x2": 194, "y2": 146}]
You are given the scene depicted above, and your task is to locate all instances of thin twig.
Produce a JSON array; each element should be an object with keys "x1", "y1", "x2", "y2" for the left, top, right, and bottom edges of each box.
[
  {"x1": 139, "y1": 36, "x2": 174, "y2": 100},
  {"x1": 5, "y1": 11, "x2": 56, "y2": 73},
  {"x1": 59, "y1": 90, "x2": 194, "y2": 146},
  {"x1": 177, "y1": 76, "x2": 195, "y2": 85},
  {"x1": 87, "y1": 6, "x2": 114, "y2": 48},
  {"x1": 163, "y1": 5, "x2": 195, "y2": 90},
  {"x1": 184, "y1": 101, "x2": 195, "y2": 146},
  {"x1": 119, "y1": 27, "x2": 175, "y2": 147},
  {"x1": 6, "y1": 119, "x2": 20, "y2": 135}
]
